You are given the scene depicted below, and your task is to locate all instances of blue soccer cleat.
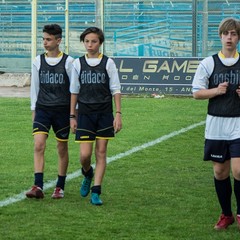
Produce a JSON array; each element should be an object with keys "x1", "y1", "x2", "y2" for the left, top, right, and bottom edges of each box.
[
  {"x1": 90, "y1": 193, "x2": 103, "y2": 205},
  {"x1": 80, "y1": 176, "x2": 92, "y2": 197}
]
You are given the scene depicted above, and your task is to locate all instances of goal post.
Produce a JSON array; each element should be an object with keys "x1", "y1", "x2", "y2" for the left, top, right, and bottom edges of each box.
[{"x1": 31, "y1": 0, "x2": 37, "y2": 65}]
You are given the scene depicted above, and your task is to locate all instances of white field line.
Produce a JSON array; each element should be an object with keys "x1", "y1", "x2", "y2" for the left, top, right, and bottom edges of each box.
[{"x1": 0, "y1": 121, "x2": 205, "y2": 208}]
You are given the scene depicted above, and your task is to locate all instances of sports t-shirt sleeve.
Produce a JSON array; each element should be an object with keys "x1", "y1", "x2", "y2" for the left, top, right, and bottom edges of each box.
[
  {"x1": 65, "y1": 56, "x2": 75, "y2": 85},
  {"x1": 106, "y1": 58, "x2": 121, "y2": 95},
  {"x1": 70, "y1": 58, "x2": 80, "y2": 94},
  {"x1": 30, "y1": 56, "x2": 41, "y2": 110},
  {"x1": 192, "y1": 56, "x2": 214, "y2": 93}
]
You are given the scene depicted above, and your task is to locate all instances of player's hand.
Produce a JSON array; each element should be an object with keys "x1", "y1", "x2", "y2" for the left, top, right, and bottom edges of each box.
[
  {"x1": 216, "y1": 82, "x2": 228, "y2": 95},
  {"x1": 114, "y1": 114, "x2": 122, "y2": 134},
  {"x1": 70, "y1": 118, "x2": 77, "y2": 134},
  {"x1": 236, "y1": 86, "x2": 240, "y2": 97}
]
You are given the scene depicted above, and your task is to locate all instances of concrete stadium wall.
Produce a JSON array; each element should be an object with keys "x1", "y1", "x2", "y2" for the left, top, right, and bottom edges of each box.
[{"x1": 0, "y1": 73, "x2": 30, "y2": 87}]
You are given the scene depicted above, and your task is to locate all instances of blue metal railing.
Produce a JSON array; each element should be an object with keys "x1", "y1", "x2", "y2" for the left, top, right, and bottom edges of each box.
[{"x1": 1, "y1": 1, "x2": 240, "y2": 72}]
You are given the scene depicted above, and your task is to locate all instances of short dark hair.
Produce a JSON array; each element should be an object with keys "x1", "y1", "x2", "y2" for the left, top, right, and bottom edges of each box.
[
  {"x1": 80, "y1": 27, "x2": 104, "y2": 44},
  {"x1": 43, "y1": 24, "x2": 62, "y2": 39}
]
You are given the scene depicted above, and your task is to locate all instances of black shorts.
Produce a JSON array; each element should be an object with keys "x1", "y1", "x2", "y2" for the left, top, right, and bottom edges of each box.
[
  {"x1": 75, "y1": 112, "x2": 114, "y2": 142},
  {"x1": 33, "y1": 108, "x2": 70, "y2": 141},
  {"x1": 204, "y1": 138, "x2": 240, "y2": 163}
]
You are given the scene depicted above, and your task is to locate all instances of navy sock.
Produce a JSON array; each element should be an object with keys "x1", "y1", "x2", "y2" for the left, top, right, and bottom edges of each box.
[
  {"x1": 56, "y1": 175, "x2": 66, "y2": 190},
  {"x1": 214, "y1": 176, "x2": 232, "y2": 216},
  {"x1": 82, "y1": 166, "x2": 93, "y2": 178},
  {"x1": 34, "y1": 172, "x2": 43, "y2": 189},
  {"x1": 234, "y1": 178, "x2": 240, "y2": 215},
  {"x1": 91, "y1": 185, "x2": 101, "y2": 195}
]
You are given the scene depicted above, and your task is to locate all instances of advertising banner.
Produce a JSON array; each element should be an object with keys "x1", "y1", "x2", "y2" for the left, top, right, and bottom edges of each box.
[{"x1": 113, "y1": 57, "x2": 202, "y2": 95}]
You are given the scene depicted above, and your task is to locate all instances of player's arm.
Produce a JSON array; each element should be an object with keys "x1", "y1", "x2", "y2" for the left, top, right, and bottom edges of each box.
[
  {"x1": 192, "y1": 57, "x2": 223, "y2": 100},
  {"x1": 69, "y1": 59, "x2": 80, "y2": 133},
  {"x1": 113, "y1": 92, "x2": 122, "y2": 133},
  {"x1": 69, "y1": 94, "x2": 78, "y2": 133},
  {"x1": 70, "y1": 94, "x2": 78, "y2": 116},
  {"x1": 193, "y1": 82, "x2": 229, "y2": 99},
  {"x1": 107, "y1": 58, "x2": 122, "y2": 133},
  {"x1": 30, "y1": 56, "x2": 40, "y2": 118}
]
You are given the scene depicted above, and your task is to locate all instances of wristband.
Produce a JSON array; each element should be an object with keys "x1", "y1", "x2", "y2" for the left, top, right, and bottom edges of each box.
[
  {"x1": 70, "y1": 114, "x2": 76, "y2": 119},
  {"x1": 116, "y1": 111, "x2": 122, "y2": 114}
]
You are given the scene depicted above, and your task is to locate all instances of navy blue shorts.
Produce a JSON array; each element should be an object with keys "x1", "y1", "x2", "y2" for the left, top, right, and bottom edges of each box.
[
  {"x1": 33, "y1": 108, "x2": 70, "y2": 141},
  {"x1": 204, "y1": 138, "x2": 240, "y2": 163},
  {"x1": 75, "y1": 112, "x2": 114, "y2": 142}
]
